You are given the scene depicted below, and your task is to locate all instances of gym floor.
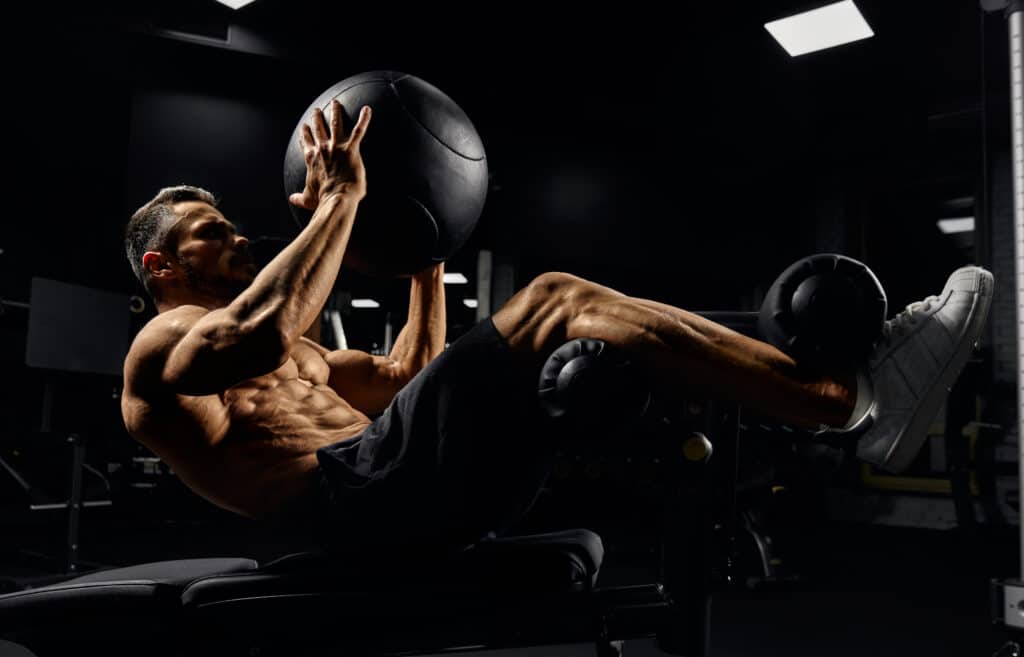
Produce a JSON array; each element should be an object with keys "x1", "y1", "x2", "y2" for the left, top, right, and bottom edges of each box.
[{"x1": 1, "y1": 504, "x2": 1016, "y2": 657}]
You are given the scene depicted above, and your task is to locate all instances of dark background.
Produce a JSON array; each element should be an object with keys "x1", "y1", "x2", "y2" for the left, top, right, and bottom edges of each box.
[
  {"x1": 0, "y1": 0, "x2": 996, "y2": 423},
  {"x1": 0, "y1": 1, "x2": 1020, "y2": 655}
]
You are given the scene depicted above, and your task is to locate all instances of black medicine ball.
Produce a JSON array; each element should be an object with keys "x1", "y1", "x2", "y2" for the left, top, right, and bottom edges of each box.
[{"x1": 283, "y1": 71, "x2": 488, "y2": 277}]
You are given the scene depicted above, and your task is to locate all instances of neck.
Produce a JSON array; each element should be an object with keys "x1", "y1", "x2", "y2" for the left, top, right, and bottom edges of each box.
[{"x1": 156, "y1": 289, "x2": 231, "y2": 314}]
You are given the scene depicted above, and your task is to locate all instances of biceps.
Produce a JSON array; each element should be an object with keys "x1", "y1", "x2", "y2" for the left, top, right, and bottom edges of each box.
[{"x1": 164, "y1": 321, "x2": 288, "y2": 395}]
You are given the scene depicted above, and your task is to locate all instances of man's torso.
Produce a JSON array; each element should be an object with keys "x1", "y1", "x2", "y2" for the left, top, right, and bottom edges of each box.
[{"x1": 122, "y1": 337, "x2": 373, "y2": 518}]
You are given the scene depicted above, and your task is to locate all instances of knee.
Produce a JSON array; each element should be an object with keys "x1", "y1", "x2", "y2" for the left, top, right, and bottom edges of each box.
[
  {"x1": 523, "y1": 272, "x2": 592, "y2": 307},
  {"x1": 494, "y1": 272, "x2": 596, "y2": 353}
]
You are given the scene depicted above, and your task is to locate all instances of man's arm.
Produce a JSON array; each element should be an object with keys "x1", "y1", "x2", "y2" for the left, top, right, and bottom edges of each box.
[
  {"x1": 388, "y1": 262, "x2": 447, "y2": 374},
  {"x1": 161, "y1": 103, "x2": 371, "y2": 395},
  {"x1": 313, "y1": 263, "x2": 447, "y2": 415}
]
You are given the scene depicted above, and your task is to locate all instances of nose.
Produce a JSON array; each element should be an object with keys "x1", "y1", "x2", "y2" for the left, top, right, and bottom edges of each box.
[{"x1": 234, "y1": 234, "x2": 250, "y2": 253}]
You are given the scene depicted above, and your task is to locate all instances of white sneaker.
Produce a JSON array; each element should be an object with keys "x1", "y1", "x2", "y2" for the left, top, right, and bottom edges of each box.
[{"x1": 854, "y1": 266, "x2": 994, "y2": 473}]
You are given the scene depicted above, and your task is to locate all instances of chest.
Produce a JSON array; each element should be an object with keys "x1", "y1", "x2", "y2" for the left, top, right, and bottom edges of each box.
[
  {"x1": 218, "y1": 344, "x2": 331, "y2": 411},
  {"x1": 287, "y1": 343, "x2": 331, "y2": 386}
]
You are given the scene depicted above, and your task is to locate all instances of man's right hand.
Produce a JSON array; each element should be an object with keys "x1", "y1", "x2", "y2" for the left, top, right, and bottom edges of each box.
[{"x1": 289, "y1": 99, "x2": 371, "y2": 210}]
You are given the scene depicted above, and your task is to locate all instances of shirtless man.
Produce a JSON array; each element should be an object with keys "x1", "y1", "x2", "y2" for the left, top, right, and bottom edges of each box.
[{"x1": 121, "y1": 100, "x2": 994, "y2": 556}]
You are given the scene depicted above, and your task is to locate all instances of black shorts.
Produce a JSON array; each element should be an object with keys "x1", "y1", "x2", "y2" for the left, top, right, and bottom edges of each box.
[{"x1": 310, "y1": 317, "x2": 557, "y2": 560}]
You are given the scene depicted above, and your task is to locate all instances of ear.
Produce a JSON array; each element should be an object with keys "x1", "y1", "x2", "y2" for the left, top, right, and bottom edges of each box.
[{"x1": 142, "y1": 251, "x2": 177, "y2": 281}]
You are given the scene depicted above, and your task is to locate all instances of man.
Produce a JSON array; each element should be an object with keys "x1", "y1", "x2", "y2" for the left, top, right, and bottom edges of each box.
[{"x1": 122, "y1": 101, "x2": 993, "y2": 557}]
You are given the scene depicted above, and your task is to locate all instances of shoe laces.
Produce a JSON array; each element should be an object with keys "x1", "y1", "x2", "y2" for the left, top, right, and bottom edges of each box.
[{"x1": 881, "y1": 294, "x2": 941, "y2": 342}]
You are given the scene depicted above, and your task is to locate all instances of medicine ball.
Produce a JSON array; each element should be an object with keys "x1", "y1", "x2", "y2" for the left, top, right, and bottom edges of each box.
[
  {"x1": 757, "y1": 254, "x2": 887, "y2": 369},
  {"x1": 283, "y1": 71, "x2": 488, "y2": 277}
]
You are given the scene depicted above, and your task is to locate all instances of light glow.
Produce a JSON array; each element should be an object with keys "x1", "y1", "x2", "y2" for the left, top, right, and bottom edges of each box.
[
  {"x1": 937, "y1": 217, "x2": 975, "y2": 234},
  {"x1": 764, "y1": 1, "x2": 874, "y2": 57},
  {"x1": 351, "y1": 299, "x2": 381, "y2": 309},
  {"x1": 444, "y1": 273, "x2": 469, "y2": 285},
  {"x1": 214, "y1": 0, "x2": 257, "y2": 8}
]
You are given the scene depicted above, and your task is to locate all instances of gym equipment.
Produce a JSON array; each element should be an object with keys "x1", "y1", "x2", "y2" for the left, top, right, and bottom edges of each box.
[
  {"x1": 25, "y1": 277, "x2": 132, "y2": 378},
  {"x1": 758, "y1": 253, "x2": 887, "y2": 369},
  {"x1": 986, "y1": 1, "x2": 1024, "y2": 653},
  {"x1": 538, "y1": 339, "x2": 652, "y2": 429},
  {"x1": 283, "y1": 71, "x2": 489, "y2": 278},
  {"x1": 1, "y1": 278, "x2": 128, "y2": 578},
  {"x1": 0, "y1": 254, "x2": 883, "y2": 656}
]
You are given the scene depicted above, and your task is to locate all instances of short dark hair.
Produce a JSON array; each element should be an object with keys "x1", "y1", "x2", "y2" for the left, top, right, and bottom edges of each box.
[{"x1": 125, "y1": 185, "x2": 217, "y2": 298}]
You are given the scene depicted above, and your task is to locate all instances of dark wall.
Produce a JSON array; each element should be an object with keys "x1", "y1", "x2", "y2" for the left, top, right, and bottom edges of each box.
[{"x1": 0, "y1": 1, "x2": 992, "y2": 426}]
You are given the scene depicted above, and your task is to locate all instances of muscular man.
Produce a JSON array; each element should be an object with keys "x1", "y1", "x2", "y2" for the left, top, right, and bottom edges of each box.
[{"x1": 121, "y1": 101, "x2": 993, "y2": 557}]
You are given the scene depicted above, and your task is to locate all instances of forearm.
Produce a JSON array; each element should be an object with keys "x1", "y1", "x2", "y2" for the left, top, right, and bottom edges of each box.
[
  {"x1": 389, "y1": 264, "x2": 446, "y2": 373},
  {"x1": 227, "y1": 192, "x2": 359, "y2": 345}
]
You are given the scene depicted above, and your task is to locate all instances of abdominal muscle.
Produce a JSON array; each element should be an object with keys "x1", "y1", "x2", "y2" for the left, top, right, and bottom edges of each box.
[
  {"x1": 133, "y1": 365, "x2": 374, "y2": 520},
  {"x1": 217, "y1": 377, "x2": 374, "y2": 517}
]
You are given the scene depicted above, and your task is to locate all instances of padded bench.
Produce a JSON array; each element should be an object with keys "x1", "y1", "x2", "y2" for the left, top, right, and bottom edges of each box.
[{"x1": 1, "y1": 528, "x2": 688, "y2": 657}]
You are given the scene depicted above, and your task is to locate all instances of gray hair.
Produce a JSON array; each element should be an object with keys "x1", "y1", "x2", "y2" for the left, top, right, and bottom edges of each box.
[{"x1": 125, "y1": 185, "x2": 217, "y2": 298}]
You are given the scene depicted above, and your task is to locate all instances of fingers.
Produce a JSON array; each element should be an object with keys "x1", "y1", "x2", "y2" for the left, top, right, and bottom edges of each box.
[
  {"x1": 328, "y1": 99, "x2": 342, "y2": 147},
  {"x1": 347, "y1": 105, "x2": 371, "y2": 151},
  {"x1": 302, "y1": 102, "x2": 369, "y2": 149},
  {"x1": 311, "y1": 106, "x2": 329, "y2": 144},
  {"x1": 300, "y1": 123, "x2": 314, "y2": 149}
]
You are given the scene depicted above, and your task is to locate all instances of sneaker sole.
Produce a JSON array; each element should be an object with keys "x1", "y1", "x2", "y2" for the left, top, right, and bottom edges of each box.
[{"x1": 877, "y1": 268, "x2": 994, "y2": 473}]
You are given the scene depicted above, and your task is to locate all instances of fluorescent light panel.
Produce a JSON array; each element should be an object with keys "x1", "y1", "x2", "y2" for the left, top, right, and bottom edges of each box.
[
  {"x1": 215, "y1": 0, "x2": 257, "y2": 9},
  {"x1": 764, "y1": 1, "x2": 874, "y2": 57},
  {"x1": 444, "y1": 273, "x2": 468, "y2": 285},
  {"x1": 937, "y1": 217, "x2": 975, "y2": 234},
  {"x1": 351, "y1": 299, "x2": 380, "y2": 309},
  {"x1": 463, "y1": 299, "x2": 479, "y2": 309}
]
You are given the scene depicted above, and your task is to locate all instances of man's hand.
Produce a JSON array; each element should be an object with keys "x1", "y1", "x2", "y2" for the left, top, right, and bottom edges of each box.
[{"x1": 289, "y1": 100, "x2": 371, "y2": 210}]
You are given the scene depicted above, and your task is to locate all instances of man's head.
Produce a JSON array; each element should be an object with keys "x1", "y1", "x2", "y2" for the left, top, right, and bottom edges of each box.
[{"x1": 126, "y1": 185, "x2": 256, "y2": 309}]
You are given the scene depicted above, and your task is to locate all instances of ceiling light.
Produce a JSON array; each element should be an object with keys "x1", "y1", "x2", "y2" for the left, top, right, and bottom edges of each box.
[
  {"x1": 463, "y1": 299, "x2": 479, "y2": 309},
  {"x1": 444, "y1": 273, "x2": 469, "y2": 285},
  {"x1": 214, "y1": 0, "x2": 257, "y2": 9},
  {"x1": 764, "y1": 0, "x2": 874, "y2": 57},
  {"x1": 351, "y1": 299, "x2": 380, "y2": 309},
  {"x1": 937, "y1": 217, "x2": 975, "y2": 234}
]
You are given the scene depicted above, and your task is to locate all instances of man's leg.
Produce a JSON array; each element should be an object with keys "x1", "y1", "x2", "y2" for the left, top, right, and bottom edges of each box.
[
  {"x1": 492, "y1": 272, "x2": 857, "y2": 431},
  {"x1": 493, "y1": 266, "x2": 994, "y2": 473}
]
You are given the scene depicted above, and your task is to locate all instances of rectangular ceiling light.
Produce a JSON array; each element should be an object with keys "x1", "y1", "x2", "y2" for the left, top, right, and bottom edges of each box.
[
  {"x1": 214, "y1": 0, "x2": 257, "y2": 9},
  {"x1": 937, "y1": 217, "x2": 975, "y2": 234},
  {"x1": 764, "y1": 0, "x2": 874, "y2": 57},
  {"x1": 444, "y1": 273, "x2": 469, "y2": 285},
  {"x1": 351, "y1": 299, "x2": 381, "y2": 309}
]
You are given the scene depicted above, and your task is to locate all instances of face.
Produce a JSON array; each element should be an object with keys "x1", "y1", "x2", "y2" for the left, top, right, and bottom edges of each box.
[{"x1": 159, "y1": 201, "x2": 256, "y2": 302}]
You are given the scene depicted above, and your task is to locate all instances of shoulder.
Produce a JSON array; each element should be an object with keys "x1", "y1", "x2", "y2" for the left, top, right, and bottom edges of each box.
[
  {"x1": 123, "y1": 306, "x2": 209, "y2": 394},
  {"x1": 296, "y1": 336, "x2": 329, "y2": 356}
]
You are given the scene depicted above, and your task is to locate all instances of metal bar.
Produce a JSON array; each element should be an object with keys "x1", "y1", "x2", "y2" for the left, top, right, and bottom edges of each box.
[
  {"x1": 328, "y1": 309, "x2": 348, "y2": 350},
  {"x1": 66, "y1": 434, "x2": 85, "y2": 574},
  {"x1": 30, "y1": 501, "x2": 112, "y2": 511},
  {"x1": 1009, "y1": 6, "x2": 1024, "y2": 580},
  {"x1": 476, "y1": 249, "x2": 493, "y2": 321}
]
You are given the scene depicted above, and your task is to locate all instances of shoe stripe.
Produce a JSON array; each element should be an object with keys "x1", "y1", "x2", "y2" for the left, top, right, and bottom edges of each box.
[
  {"x1": 891, "y1": 358, "x2": 919, "y2": 402},
  {"x1": 918, "y1": 322, "x2": 948, "y2": 365},
  {"x1": 933, "y1": 307, "x2": 960, "y2": 342}
]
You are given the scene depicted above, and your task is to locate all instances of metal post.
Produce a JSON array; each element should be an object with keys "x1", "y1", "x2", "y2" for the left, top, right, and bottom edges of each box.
[
  {"x1": 66, "y1": 434, "x2": 85, "y2": 574},
  {"x1": 1008, "y1": 4, "x2": 1024, "y2": 582},
  {"x1": 986, "y1": 1, "x2": 1024, "y2": 638},
  {"x1": 383, "y1": 312, "x2": 395, "y2": 354},
  {"x1": 477, "y1": 249, "x2": 493, "y2": 321}
]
